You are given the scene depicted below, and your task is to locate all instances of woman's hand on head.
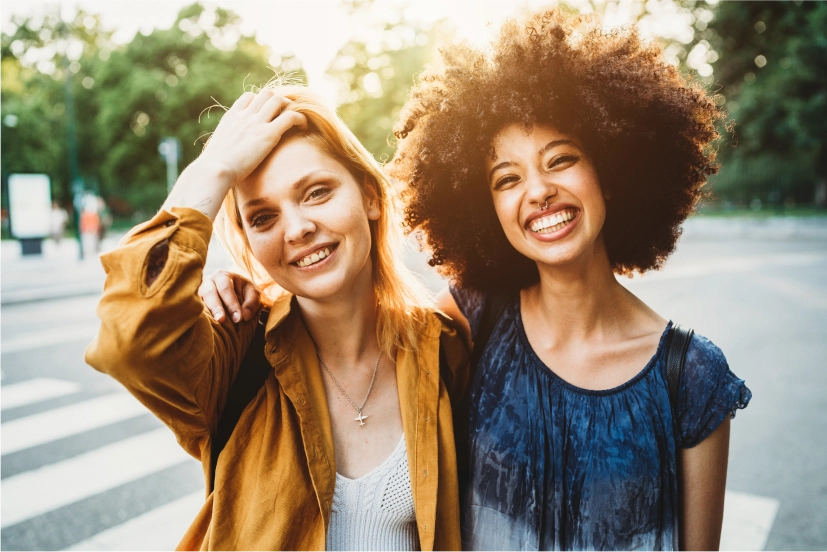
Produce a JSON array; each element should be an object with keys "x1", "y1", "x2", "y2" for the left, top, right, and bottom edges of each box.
[
  {"x1": 161, "y1": 90, "x2": 307, "y2": 221},
  {"x1": 199, "y1": 90, "x2": 308, "y2": 185},
  {"x1": 199, "y1": 270, "x2": 261, "y2": 324}
]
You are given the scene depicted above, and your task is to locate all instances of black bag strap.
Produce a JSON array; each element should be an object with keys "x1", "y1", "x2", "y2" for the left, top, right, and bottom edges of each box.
[
  {"x1": 210, "y1": 314, "x2": 271, "y2": 492},
  {"x1": 665, "y1": 323, "x2": 694, "y2": 423},
  {"x1": 469, "y1": 292, "x2": 510, "y2": 375}
]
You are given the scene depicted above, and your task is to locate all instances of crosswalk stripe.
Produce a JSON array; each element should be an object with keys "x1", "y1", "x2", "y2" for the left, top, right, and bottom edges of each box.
[
  {"x1": 1, "y1": 325, "x2": 100, "y2": 354},
  {"x1": 1, "y1": 392, "x2": 147, "y2": 455},
  {"x1": 65, "y1": 491, "x2": 204, "y2": 551},
  {"x1": 720, "y1": 490, "x2": 780, "y2": 551},
  {"x1": 1, "y1": 427, "x2": 193, "y2": 528},
  {"x1": 1, "y1": 378, "x2": 81, "y2": 410}
]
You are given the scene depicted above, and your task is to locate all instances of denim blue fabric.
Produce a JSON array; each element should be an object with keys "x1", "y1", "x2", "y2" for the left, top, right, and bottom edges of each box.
[{"x1": 451, "y1": 286, "x2": 751, "y2": 551}]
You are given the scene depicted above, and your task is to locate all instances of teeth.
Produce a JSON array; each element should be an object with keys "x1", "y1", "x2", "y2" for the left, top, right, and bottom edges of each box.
[
  {"x1": 297, "y1": 247, "x2": 332, "y2": 268},
  {"x1": 529, "y1": 210, "x2": 576, "y2": 233}
]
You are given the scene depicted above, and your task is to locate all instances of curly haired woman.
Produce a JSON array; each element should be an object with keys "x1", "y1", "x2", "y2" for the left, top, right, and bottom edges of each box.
[{"x1": 388, "y1": 9, "x2": 751, "y2": 551}]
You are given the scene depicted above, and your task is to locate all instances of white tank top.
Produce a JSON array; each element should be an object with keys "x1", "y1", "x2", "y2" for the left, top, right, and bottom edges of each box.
[{"x1": 326, "y1": 435, "x2": 419, "y2": 551}]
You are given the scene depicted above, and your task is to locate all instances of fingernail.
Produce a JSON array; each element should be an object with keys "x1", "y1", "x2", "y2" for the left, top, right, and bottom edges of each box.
[
  {"x1": 212, "y1": 310, "x2": 222, "y2": 320},
  {"x1": 243, "y1": 308, "x2": 252, "y2": 321},
  {"x1": 232, "y1": 312, "x2": 241, "y2": 323}
]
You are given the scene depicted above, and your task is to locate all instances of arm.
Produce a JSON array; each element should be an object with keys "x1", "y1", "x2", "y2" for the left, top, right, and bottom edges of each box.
[
  {"x1": 86, "y1": 91, "x2": 305, "y2": 456},
  {"x1": 679, "y1": 416, "x2": 730, "y2": 551}
]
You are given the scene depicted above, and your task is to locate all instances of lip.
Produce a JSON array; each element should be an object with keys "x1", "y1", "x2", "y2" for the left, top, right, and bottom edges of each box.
[
  {"x1": 524, "y1": 205, "x2": 581, "y2": 242},
  {"x1": 289, "y1": 242, "x2": 339, "y2": 268}
]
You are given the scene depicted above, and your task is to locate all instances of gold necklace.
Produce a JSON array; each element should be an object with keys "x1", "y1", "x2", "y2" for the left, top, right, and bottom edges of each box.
[{"x1": 315, "y1": 348, "x2": 381, "y2": 427}]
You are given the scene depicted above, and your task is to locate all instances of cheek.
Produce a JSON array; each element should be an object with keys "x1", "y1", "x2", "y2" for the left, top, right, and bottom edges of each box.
[{"x1": 491, "y1": 190, "x2": 522, "y2": 234}]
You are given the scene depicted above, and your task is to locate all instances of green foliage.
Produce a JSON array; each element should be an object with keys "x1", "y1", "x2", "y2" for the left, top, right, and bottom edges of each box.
[
  {"x1": 327, "y1": 16, "x2": 437, "y2": 162},
  {"x1": 708, "y1": 2, "x2": 827, "y2": 205},
  {"x1": 1, "y1": 3, "x2": 305, "y2": 216}
]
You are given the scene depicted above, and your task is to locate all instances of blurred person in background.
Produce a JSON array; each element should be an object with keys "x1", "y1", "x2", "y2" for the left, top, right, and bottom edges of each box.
[
  {"x1": 79, "y1": 192, "x2": 101, "y2": 256},
  {"x1": 86, "y1": 85, "x2": 467, "y2": 550},
  {"x1": 50, "y1": 200, "x2": 69, "y2": 244},
  {"x1": 96, "y1": 196, "x2": 112, "y2": 242},
  {"x1": 389, "y1": 8, "x2": 751, "y2": 551}
]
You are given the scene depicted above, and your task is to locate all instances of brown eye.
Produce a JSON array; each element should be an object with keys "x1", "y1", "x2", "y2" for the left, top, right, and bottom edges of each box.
[
  {"x1": 307, "y1": 186, "x2": 331, "y2": 201},
  {"x1": 493, "y1": 175, "x2": 519, "y2": 191},
  {"x1": 251, "y1": 214, "x2": 276, "y2": 228},
  {"x1": 548, "y1": 154, "x2": 578, "y2": 169}
]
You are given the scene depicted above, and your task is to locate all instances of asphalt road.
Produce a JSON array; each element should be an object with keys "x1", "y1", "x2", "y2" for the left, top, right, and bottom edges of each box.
[{"x1": 1, "y1": 228, "x2": 825, "y2": 550}]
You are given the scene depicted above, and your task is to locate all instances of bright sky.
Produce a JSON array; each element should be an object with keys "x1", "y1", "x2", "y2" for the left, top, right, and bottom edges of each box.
[{"x1": 2, "y1": 0, "x2": 702, "y2": 105}]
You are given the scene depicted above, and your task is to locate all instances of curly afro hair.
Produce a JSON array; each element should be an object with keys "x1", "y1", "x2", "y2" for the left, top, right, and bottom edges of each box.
[{"x1": 388, "y1": 9, "x2": 725, "y2": 292}]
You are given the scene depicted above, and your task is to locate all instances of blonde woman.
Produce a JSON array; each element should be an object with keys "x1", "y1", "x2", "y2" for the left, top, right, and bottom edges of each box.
[{"x1": 86, "y1": 86, "x2": 467, "y2": 551}]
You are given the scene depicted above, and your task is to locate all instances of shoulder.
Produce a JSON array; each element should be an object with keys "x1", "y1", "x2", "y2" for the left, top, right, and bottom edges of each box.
[
  {"x1": 682, "y1": 331, "x2": 730, "y2": 385},
  {"x1": 448, "y1": 284, "x2": 489, "y2": 337},
  {"x1": 677, "y1": 329, "x2": 751, "y2": 448}
]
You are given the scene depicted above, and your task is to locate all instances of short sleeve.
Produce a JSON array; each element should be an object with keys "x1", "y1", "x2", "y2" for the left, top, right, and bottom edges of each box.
[
  {"x1": 677, "y1": 333, "x2": 751, "y2": 448},
  {"x1": 449, "y1": 284, "x2": 488, "y2": 339}
]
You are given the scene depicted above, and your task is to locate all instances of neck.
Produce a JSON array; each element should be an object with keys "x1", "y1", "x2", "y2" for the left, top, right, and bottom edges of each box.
[
  {"x1": 524, "y1": 235, "x2": 637, "y2": 344},
  {"x1": 296, "y1": 263, "x2": 381, "y2": 369}
]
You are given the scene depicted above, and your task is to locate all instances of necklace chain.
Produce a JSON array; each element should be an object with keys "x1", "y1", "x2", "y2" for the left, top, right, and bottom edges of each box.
[{"x1": 315, "y1": 347, "x2": 381, "y2": 423}]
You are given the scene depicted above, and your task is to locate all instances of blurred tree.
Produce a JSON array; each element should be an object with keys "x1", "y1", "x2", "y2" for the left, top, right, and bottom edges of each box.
[
  {"x1": 707, "y1": 2, "x2": 827, "y2": 207},
  {"x1": 1, "y1": 3, "x2": 305, "y2": 217},
  {"x1": 327, "y1": 3, "x2": 438, "y2": 162}
]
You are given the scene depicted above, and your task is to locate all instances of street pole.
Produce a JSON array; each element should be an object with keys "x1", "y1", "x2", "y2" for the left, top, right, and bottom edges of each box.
[{"x1": 59, "y1": 5, "x2": 84, "y2": 260}]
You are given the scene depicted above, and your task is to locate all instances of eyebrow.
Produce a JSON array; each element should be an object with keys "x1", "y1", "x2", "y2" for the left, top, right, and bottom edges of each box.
[
  {"x1": 242, "y1": 170, "x2": 336, "y2": 212},
  {"x1": 488, "y1": 139, "x2": 580, "y2": 181}
]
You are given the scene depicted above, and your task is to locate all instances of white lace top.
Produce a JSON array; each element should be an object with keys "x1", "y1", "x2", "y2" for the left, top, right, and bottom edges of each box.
[{"x1": 326, "y1": 435, "x2": 419, "y2": 551}]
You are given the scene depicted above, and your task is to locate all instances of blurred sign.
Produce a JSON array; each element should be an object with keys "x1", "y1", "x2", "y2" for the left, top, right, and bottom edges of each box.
[
  {"x1": 159, "y1": 137, "x2": 181, "y2": 192},
  {"x1": 8, "y1": 174, "x2": 51, "y2": 239}
]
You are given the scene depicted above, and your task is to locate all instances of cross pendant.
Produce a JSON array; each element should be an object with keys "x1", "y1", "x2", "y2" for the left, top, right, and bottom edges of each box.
[{"x1": 354, "y1": 412, "x2": 368, "y2": 426}]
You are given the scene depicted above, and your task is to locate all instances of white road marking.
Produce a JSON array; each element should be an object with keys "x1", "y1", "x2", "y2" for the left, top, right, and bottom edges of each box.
[
  {"x1": 65, "y1": 491, "x2": 204, "y2": 551},
  {"x1": 1, "y1": 378, "x2": 81, "y2": 410},
  {"x1": 1, "y1": 428, "x2": 193, "y2": 528},
  {"x1": 720, "y1": 490, "x2": 780, "y2": 551},
  {"x1": 2, "y1": 324, "x2": 100, "y2": 354},
  {"x1": 1, "y1": 392, "x2": 147, "y2": 455}
]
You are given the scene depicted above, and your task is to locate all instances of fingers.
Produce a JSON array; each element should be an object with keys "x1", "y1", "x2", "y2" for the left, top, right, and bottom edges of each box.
[
  {"x1": 248, "y1": 88, "x2": 275, "y2": 114},
  {"x1": 229, "y1": 92, "x2": 255, "y2": 112},
  {"x1": 217, "y1": 273, "x2": 244, "y2": 323},
  {"x1": 269, "y1": 110, "x2": 308, "y2": 140},
  {"x1": 258, "y1": 94, "x2": 292, "y2": 123},
  {"x1": 240, "y1": 280, "x2": 262, "y2": 322},
  {"x1": 198, "y1": 277, "x2": 227, "y2": 323}
]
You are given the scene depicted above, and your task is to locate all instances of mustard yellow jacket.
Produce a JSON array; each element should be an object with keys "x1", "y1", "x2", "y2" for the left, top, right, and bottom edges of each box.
[{"x1": 85, "y1": 208, "x2": 468, "y2": 551}]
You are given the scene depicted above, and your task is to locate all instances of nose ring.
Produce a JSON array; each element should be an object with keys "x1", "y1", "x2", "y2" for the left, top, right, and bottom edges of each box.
[{"x1": 538, "y1": 201, "x2": 549, "y2": 210}]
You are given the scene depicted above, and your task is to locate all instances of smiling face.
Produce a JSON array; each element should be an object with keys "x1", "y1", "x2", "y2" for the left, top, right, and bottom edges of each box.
[
  {"x1": 486, "y1": 124, "x2": 606, "y2": 268},
  {"x1": 235, "y1": 134, "x2": 380, "y2": 302}
]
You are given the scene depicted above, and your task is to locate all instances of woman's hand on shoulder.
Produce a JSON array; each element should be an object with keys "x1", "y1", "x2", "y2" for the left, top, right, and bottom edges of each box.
[
  {"x1": 162, "y1": 90, "x2": 308, "y2": 220},
  {"x1": 199, "y1": 269, "x2": 261, "y2": 324}
]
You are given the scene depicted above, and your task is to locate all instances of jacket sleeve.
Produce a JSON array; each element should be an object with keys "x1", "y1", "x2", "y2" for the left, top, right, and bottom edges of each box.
[{"x1": 84, "y1": 207, "x2": 256, "y2": 458}]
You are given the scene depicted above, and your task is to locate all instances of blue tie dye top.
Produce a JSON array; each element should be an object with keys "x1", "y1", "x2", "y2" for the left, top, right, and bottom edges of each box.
[{"x1": 451, "y1": 286, "x2": 751, "y2": 551}]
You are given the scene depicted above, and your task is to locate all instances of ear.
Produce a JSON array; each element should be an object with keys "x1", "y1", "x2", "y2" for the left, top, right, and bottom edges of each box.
[{"x1": 363, "y1": 176, "x2": 382, "y2": 221}]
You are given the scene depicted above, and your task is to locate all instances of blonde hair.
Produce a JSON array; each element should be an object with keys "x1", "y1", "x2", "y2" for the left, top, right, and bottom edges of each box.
[{"x1": 214, "y1": 85, "x2": 434, "y2": 357}]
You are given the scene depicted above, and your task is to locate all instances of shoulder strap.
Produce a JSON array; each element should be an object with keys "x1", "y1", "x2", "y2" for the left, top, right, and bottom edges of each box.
[
  {"x1": 469, "y1": 292, "x2": 510, "y2": 373},
  {"x1": 665, "y1": 323, "x2": 694, "y2": 419},
  {"x1": 210, "y1": 317, "x2": 271, "y2": 492}
]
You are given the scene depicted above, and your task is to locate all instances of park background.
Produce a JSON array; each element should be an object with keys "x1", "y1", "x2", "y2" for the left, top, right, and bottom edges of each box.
[
  {"x1": 1, "y1": 0, "x2": 826, "y2": 551},
  {"x1": 3, "y1": 0, "x2": 826, "y2": 223}
]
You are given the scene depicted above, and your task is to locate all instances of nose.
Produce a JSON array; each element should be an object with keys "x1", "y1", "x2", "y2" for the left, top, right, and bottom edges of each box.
[
  {"x1": 524, "y1": 169, "x2": 557, "y2": 209},
  {"x1": 282, "y1": 206, "x2": 315, "y2": 243}
]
